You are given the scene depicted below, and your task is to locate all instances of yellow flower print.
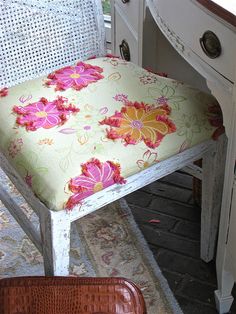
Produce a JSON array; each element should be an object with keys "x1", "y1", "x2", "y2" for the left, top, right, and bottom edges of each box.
[{"x1": 100, "y1": 101, "x2": 176, "y2": 148}]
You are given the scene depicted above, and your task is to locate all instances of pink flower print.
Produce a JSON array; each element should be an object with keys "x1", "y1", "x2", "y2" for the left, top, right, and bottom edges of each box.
[
  {"x1": 65, "y1": 158, "x2": 126, "y2": 210},
  {"x1": 46, "y1": 62, "x2": 104, "y2": 91},
  {"x1": 145, "y1": 67, "x2": 168, "y2": 78},
  {"x1": 8, "y1": 138, "x2": 23, "y2": 158},
  {"x1": 136, "y1": 150, "x2": 158, "y2": 170},
  {"x1": 13, "y1": 97, "x2": 80, "y2": 131},
  {"x1": 113, "y1": 94, "x2": 128, "y2": 102},
  {"x1": 0, "y1": 87, "x2": 8, "y2": 97},
  {"x1": 207, "y1": 103, "x2": 225, "y2": 140}
]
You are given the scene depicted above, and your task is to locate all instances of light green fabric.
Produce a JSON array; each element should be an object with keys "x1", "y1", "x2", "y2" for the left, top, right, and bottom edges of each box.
[{"x1": 0, "y1": 57, "x2": 221, "y2": 211}]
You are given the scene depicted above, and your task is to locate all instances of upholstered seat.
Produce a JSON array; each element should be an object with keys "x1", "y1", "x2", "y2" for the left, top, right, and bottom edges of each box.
[
  {"x1": 0, "y1": 57, "x2": 221, "y2": 212},
  {"x1": 0, "y1": 0, "x2": 226, "y2": 276}
]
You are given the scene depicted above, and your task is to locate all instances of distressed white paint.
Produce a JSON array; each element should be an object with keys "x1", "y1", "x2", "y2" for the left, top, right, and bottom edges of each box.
[
  {"x1": 0, "y1": 0, "x2": 234, "y2": 281},
  {"x1": 142, "y1": 2, "x2": 236, "y2": 312},
  {"x1": 214, "y1": 71, "x2": 236, "y2": 313},
  {"x1": 0, "y1": 184, "x2": 42, "y2": 253},
  {"x1": 201, "y1": 134, "x2": 227, "y2": 262},
  {"x1": 39, "y1": 211, "x2": 71, "y2": 276},
  {"x1": 0, "y1": 138, "x2": 226, "y2": 274},
  {"x1": 182, "y1": 164, "x2": 202, "y2": 180}
]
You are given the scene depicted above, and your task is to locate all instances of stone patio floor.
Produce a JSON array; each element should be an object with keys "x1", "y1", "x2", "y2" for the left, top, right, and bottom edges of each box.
[{"x1": 125, "y1": 171, "x2": 236, "y2": 314}]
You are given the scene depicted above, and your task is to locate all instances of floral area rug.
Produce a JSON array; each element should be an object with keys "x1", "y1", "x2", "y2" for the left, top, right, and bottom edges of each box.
[{"x1": 0, "y1": 169, "x2": 183, "y2": 314}]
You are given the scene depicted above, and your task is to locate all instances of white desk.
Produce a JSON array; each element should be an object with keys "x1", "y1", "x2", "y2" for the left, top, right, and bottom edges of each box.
[
  {"x1": 145, "y1": 1, "x2": 236, "y2": 313},
  {"x1": 111, "y1": 0, "x2": 236, "y2": 312}
]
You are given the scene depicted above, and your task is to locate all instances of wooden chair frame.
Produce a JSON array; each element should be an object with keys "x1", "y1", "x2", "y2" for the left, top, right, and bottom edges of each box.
[
  {"x1": 0, "y1": 135, "x2": 227, "y2": 275},
  {"x1": 0, "y1": 0, "x2": 227, "y2": 276}
]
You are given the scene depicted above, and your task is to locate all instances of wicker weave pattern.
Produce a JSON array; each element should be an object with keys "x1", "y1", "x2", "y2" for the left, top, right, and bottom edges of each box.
[
  {"x1": 0, "y1": 0, "x2": 106, "y2": 87},
  {"x1": 0, "y1": 277, "x2": 147, "y2": 314}
]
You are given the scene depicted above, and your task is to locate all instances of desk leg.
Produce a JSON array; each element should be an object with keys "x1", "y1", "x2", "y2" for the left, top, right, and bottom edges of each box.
[{"x1": 215, "y1": 255, "x2": 234, "y2": 314}]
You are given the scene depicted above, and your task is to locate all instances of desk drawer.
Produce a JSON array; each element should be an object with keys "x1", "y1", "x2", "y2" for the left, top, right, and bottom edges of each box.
[
  {"x1": 114, "y1": 7, "x2": 139, "y2": 64},
  {"x1": 114, "y1": 0, "x2": 140, "y2": 33},
  {"x1": 151, "y1": 0, "x2": 236, "y2": 82}
]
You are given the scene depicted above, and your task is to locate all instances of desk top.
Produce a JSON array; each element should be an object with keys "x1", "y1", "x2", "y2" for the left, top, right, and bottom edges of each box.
[{"x1": 197, "y1": 0, "x2": 236, "y2": 27}]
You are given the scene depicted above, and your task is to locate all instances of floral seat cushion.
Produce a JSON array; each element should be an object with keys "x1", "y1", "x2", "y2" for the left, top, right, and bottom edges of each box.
[{"x1": 0, "y1": 57, "x2": 223, "y2": 211}]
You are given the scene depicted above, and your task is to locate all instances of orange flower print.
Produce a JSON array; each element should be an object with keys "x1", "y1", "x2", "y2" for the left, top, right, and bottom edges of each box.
[
  {"x1": 100, "y1": 101, "x2": 176, "y2": 148},
  {"x1": 38, "y1": 138, "x2": 54, "y2": 145},
  {"x1": 136, "y1": 150, "x2": 159, "y2": 169}
]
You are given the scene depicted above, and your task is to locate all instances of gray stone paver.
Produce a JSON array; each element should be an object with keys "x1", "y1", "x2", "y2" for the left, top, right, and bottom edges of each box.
[{"x1": 126, "y1": 171, "x2": 236, "y2": 314}]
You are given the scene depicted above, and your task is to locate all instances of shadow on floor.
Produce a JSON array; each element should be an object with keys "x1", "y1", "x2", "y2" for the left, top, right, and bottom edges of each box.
[{"x1": 125, "y1": 171, "x2": 236, "y2": 314}]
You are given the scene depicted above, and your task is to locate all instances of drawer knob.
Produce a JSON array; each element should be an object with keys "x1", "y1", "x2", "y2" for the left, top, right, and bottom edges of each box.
[
  {"x1": 121, "y1": 0, "x2": 130, "y2": 3},
  {"x1": 119, "y1": 39, "x2": 130, "y2": 61},
  {"x1": 200, "y1": 31, "x2": 221, "y2": 59}
]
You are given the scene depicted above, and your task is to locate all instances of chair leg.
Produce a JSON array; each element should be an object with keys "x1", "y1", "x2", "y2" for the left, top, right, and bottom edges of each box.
[
  {"x1": 39, "y1": 210, "x2": 71, "y2": 276},
  {"x1": 201, "y1": 134, "x2": 227, "y2": 262}
]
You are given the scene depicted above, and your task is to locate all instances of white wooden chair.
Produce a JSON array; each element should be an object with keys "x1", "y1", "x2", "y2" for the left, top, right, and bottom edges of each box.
[{"x1": 0, "y1": 0, "x2": 226, "y2": 276}]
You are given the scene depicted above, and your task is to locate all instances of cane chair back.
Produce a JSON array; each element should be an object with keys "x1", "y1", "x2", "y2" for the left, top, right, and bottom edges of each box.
[{"x1": 0, "y1": 0, "x2": 106, "y2": 87}]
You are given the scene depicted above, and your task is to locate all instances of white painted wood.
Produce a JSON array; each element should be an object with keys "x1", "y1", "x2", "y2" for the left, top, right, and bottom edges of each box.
[
  {"x1": 113, "y1": 7, "x2": 139, "y2": 64},
  {"x1": 0, "y1": 0, "x2": 234, "y2": 280},
  {"x1": 1, "y1": 137, "x2": 223, "y2": 274},
  {"x1": 149, "y1": 0, "x2": 236, "y2": 82},
  {"x1": 0, "y1": 184, "x2": 42, "y2": 254},
  {"x1": 0, "y1": 151, "x2": 49, "y2": 218},
  {"x1": 181, "y1": 164, "x2": 202, "y2": 180},
  {"x1": 146, "y1": 0, "x2": 234, "y2": 98},
  {"x1": 215, "y1": 142, "x2": 236, "y2": 313},
  {"x1": 215, "y1": 178, "x2": 236, "y2": 314},
  {"x1": 58, "y1": 140, "x2": 215, "y2": 223},
  {"x1": 144, "y1": 2, "x2": 236, "y2": 312},
  {"x1": 114, "y1": 0, "x2": 139, "y2": 34},
  {"x1": 201, "y1": 134, "x2": 227, "y2": 262},
  {"x1": 111, "y1": 0, "x2": 144, "y2": 65},
  {"x1": 39, "y1": 210, "x2": 71, "y2": 276},
  {"x1": 215, "y1": 190, "x2": 235, "y2": 313},
  {"x1": 213, "y1": 65, "x2": 236, "y2": 313},
  {"x1": 215, "y1": 281, "x2": 234, "y2": 314}
]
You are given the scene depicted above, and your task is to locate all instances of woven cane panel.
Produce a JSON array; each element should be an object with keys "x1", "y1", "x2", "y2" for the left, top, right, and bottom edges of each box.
[{"x1": 0, "y1": 0, "x2": 106, "y2": 87}]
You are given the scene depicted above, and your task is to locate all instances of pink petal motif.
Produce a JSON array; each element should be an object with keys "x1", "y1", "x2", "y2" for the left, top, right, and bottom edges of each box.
[
  {"x1": 45, "y1": 62, "x2": 104, "y2": 91},
  {"x1": 59, "y1": 128, "x2": 77, "y2": 134},
  {"x1": 19, "y1": 94, "x2": 32, "y2": 103},
  {"x1": 99, "y1": 106, "x2": 109, "y2": 115},
  {"x1": 65, "y1": 158, "x2": 126, "y2": 210},
  {"x1": 13, "y1": 97, "x2": 80, "y2": 131},
  {"x1": 0, "y1": 87, "x2": 8, "y2": 97},
  {"x1": 149, "y1": 219, "x2": 160, "y2": 224}
]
